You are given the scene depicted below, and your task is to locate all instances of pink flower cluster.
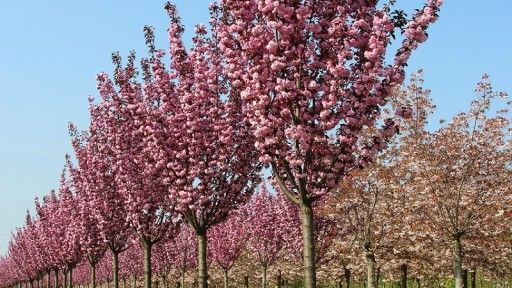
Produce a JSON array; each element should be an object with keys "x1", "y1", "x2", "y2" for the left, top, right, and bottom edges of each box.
[{"x1": 219, "y1": 0, "x2": 442, "y2": 201}]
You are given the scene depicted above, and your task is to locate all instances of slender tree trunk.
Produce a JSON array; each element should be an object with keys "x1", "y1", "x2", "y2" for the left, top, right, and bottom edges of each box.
[
  {"x1": 113, "y1": 252, "x2": 120, "y2": 288},
  {"x1": 244, "y1": 276, "x2": 248, "y2": 288},
  {"x1": 180, "y1": 270, "x2": 185, "y2": 288},
  {"x1": 277, "y1": 270, "x2": 282, "y2": 288},
  {"x1": 463, "y1": 270, "x2": 468, "y2": 288},
  {"x1": 416, "y1": 278, "x2": 420, "y2": 288},
  {"x1": 64, "y1": 271, "x2": 68, "y2": 288},
  {"x1": 300, "y1": 202, "x2": 316, "y2": 288},
  {"x1": 54, "y1": 270, "x2": 59, "y2": 288},
  {"x1": 453, "y1": 237, "x2": 463, "y2": 288},
  {"x1": 401, "y1": 264, "x2": 408, "y2": 288},
  {"x1": 197, "y1": 232, "x2": 208, "y2": 288},
  {"x1": 376, "y1": 268, "x2": 381, "y2": 288},
  {"x1": 133, "y1": 276, "x2": 136, "y2": 288},
  {"x1": 48, "y1": 272, "x2": 51, "y2": 288},
  {"x1": 470, "y1": 270, "x2": 476, "y2": 288},
  {"x1": 69, "y1": 267, "x2": 73, "y2": 288},
  {"x1": 223, "y1": 269, "x2": 228, "y2": 288},
  {"x1": 91, "y1": 263, "x2": 97, "y2": 288},
  {"x1": 143, "y1": 240, "x2": 153, "y2": 288},
  {"x1": 262, "y1": 265, "x2": 267, "y2": 288},
  {"x1": 366, "y1": 251, "x2": 376, "y2": 288},
  {"x1": 344, "y1": 268, "x2": 351, "y2": 288}
]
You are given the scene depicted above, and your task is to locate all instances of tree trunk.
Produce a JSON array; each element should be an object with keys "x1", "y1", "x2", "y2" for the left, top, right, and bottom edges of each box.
[
  {"x1": 197, "y1": 232, "x2": 208, "y2": 288},
  {"x1": 91, "y1": 263, "x2": 97, "y2": 288},
  {"x1": 300, "y1": 202, "x2": 316, "y2": 288},
  {"x1": 453, "y1": 237, "x2": 463, "y2": 288},
  {"x1": 54, "y1": 270, "x2": 59, "y2": 288},
  {"x1": 69, "y1": 267, "x2": 73, "y2": 288},
  {"x1": 113, "y1": 252, "x2": 120, "y2": 288},
  {"x1": 376, "y1": 268, "x2": 381, "y2": 288},
  {"x1": 470, "y1": 270, "x2": 476, "y2": 288},
  {"x1": 47, "y1": 272, "x2": 51, "y2": 288},
  {"x1": 244, "y1": 276, "x2": 248, "y2": 288},
  {"x1": 416, "y1": 278, "x2": 420, "y2": 288},
  {"x1": 180, "y1": 270, "x2": 185, "y2": 288},
  {"x1": 277, "y1": 270, "x2": 282, "y2": 288},
  {"x1": 462, "y1": 269, "x2": 468, "y2": 288},
  {"x1": 133, "y1": 276, "x2": 137, "y2": 288},
  {"x1": 344, "y1": 268, "x2": 351, "y2": 288},
  {"x1": 143, "y1": 240, "x2": 153, "y2": 288},
  {"x1": 262, "y1": 265, "x2": 267, "y2": 288},
  {"x1": 222, "y1": 269, "x2": 228, "y2": 288},
  {"x1": 64, "y1": 272, "x2": 68, "y2": 288},
  {"x1": 366, "y1": 251, "x2": 376, "y2": 288},
  {"x1": 401, "y1": 264, "x2": 408, "y2": 288}
]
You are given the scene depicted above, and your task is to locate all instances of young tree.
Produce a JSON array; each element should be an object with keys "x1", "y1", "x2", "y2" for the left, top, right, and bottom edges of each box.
[
  {"x1": 67, "y1": 154, "x2": 107, "y2": 288},
  {"x1": 9, "y1": 213, "x2": 40, "y2": 286},
  {"x1": 69, "y1": 87, "x2": 132, "y2": 288},
  {"x1": 216, "y1": 1, "x2": 443, "y2": 286},
  {"x1": 326, "y1": 71, "x2": 438, "y2": 288},
  {"x1": 35, "y1": 191, "x2": 65, "y2": 288},
  {"x1": 411, "y1": 76, "x2": 510, "y2": 288},
  {"x1": 334, "y1": 164, "x2": 397, "y2": 288},
  {"x1": 0, "y1": 256, "x2": 22, "y2": 288},
  {"x1": 33, "y1": 199, "x2": 53, "y2": 288},
  {"x1": 93, "y1": 37, "x2": 182, "y2": 288},
  {"x1": 209, "y1": 210, "x2": 248, "y2": 288},
  {"x1": 167, "y1": 226, "x2": 197, "y2": 288},
  {"x1": 246, "y1": 186, "x2": 286, "y2": 288},
  {"x1": 383, "y1": 71, "x2": 439, "y2": 288},
  {"x1": 57, "y1": 169, "x2": 83, "y2": 288},
  {"x1": 157, "y1": 4, "x2": 261, "y2": 288},
  {"x1": 119, "y1": 241, "x2": 144, "y2": 288}
]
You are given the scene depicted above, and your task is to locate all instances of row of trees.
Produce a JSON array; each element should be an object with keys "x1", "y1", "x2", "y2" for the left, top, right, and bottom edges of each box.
[
  {"x1": 0, "y1": 69, "x2": 510, "y2": 288},
  {"x1": 4, "y1": 1, "x2": 507, "y2": 288}
]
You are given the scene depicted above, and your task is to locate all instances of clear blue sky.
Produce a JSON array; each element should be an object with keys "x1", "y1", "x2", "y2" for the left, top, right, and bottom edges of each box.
[{"x1": 0, "y1": 1, "x2": 510, "y2": 255}]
